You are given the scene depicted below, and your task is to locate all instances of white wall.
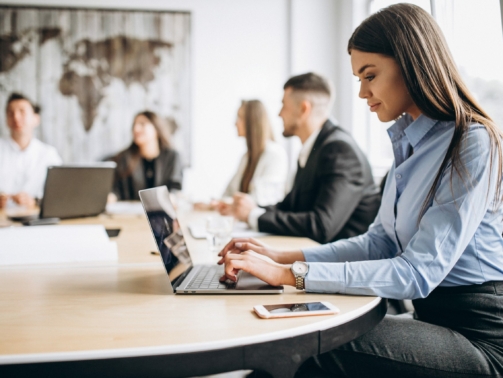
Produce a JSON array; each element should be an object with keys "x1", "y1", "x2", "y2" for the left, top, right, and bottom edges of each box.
[
  {"x1": 2, "y1": 0, "x2": 369, "y2": 200},
  {"x1": 286, "y1": 0, "x2": 371, "y2": 168}
]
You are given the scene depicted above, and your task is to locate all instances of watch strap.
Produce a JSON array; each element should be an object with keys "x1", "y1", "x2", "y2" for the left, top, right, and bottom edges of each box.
[{"x1": 295, "y1": 275, "x2": 305, "y2": 290}]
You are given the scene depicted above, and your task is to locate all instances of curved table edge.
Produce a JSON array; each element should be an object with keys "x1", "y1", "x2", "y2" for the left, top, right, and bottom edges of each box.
[{"x1": 0, "y1": 297, "x2": 382, "y2": 365}]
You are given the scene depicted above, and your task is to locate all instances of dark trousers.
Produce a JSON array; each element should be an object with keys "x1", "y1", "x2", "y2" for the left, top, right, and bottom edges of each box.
[{"x1": 296, "y1": 281, "x2": 503, "y2": 378}]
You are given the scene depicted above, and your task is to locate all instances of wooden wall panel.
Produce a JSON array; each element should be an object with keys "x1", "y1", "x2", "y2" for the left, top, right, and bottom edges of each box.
[{"x1": 0, "y1": 6, "x2": 191, "y2": 165}]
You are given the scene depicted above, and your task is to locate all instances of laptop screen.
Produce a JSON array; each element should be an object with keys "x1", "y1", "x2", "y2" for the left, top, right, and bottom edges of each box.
[{"x1": 139, "y1": 186, "x2": 193, "y2": 282}]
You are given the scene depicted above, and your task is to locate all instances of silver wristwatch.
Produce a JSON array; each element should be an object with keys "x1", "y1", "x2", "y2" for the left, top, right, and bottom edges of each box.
[{"x1": 291, "y1": 261, "x2": 309, "y2": 290}]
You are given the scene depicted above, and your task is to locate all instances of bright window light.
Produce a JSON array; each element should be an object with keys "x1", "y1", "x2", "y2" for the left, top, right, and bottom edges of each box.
[{"x1": 433, "y1": 0, "x2": 503, "y2": 131}]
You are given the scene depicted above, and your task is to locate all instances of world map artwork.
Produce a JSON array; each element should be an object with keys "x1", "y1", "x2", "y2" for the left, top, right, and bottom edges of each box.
[{"x1": 0, "y1": 8, "x2": 191, "y2": 164}]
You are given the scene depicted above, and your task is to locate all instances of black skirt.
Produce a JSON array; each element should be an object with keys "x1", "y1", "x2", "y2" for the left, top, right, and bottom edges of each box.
[{"x1": 413, "y1": 281, "x2": 503, "y2": 372}]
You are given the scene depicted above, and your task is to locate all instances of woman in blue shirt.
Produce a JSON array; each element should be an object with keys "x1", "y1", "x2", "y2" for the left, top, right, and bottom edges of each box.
[{"x1": 218, "y1": 3, "x2": 503, "y2": 377}]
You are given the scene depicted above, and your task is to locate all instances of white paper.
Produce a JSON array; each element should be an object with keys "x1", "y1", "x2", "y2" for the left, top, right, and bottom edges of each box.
[
  {"x1": 188, "y1": 221, "x2": 271, "y2": 240},
  {"x1": 105, "y1": 201, "x2": 145, "y2": 215},
  {"x1": 0, "y1": 225, "x2": 118, "y2": 265}
]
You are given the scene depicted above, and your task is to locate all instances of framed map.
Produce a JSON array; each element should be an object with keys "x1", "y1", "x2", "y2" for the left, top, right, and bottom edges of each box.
[{"x1": 0, "y1": 6, "x2": 191, "y2": 165}]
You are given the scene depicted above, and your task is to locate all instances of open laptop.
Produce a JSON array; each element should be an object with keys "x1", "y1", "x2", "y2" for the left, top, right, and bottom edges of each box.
[
  {"x1": 38, "y1": 163, "x2": 116, "y2": 219},
  {"x1": 10, "y1": 163, "x2": 116, "y2": 225},
  {"x1": 139, "y1": 186, "x2": 283, "y2": 294}
]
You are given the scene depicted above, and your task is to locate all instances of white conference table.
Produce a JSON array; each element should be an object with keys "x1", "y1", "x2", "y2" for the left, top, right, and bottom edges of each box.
[{"x1": 0, "y1": 206, "x2": 385, "y2": 378}]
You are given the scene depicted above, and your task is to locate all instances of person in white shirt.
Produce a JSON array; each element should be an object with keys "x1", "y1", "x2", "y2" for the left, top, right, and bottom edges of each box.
[
  {"x1": 0, "y1": 93, "x2": 62, "y2": 209},
  {"x1": 194, "y1": 100, "x2": 288, "y2": 211}
]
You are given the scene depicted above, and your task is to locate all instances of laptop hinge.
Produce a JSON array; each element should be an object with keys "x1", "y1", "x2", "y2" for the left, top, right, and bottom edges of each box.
[{"x1": 171, "y1": 266, "x2": 193, "y2": 289}]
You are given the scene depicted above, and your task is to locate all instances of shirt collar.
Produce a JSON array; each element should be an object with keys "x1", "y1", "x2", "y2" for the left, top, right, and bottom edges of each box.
[
  {"x1": 6, "y1": 137, "x2": 36, "y2": 152},
  {"x1": 387, "y1": 113, "x2": 438, "y2": 149},
  {"x1": 298, "y1": 127, "x2": 322, "y2": 168},
  {"x1": 7, "y1": 137, "x2": 22, "y2": 152}
]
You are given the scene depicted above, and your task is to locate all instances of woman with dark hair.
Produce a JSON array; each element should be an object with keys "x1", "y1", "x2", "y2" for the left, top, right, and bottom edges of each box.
[
  {"x1": 218, "y1": 4, "x2": 503, "y2": 377},
  {"x1": 111, "y1": 111, "x2": 182, "y2": 200},
  {"x1": 195, "y1": 100, "x2": 287, "y2": 212}
]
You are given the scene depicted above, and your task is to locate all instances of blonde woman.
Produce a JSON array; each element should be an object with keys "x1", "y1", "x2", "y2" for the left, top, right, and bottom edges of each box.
[
  {"x1": 220, "y1": 4, "x2": 503, "y2": 377},
  {"x1": 196, "y1": 100, "x2": 288, "y2": 213}
]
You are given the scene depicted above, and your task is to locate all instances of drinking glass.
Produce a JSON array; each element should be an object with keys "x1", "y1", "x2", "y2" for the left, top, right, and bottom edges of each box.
[{"x1": 205, "y1": 215, "x2": 234, "y2": 253}]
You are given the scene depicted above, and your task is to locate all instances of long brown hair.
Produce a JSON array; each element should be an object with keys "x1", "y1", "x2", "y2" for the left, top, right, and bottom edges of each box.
[
  {"x1": 117, "y1": 110, "x2": 171, "y2": 177},
  {"x1": 239, "y1": 100, "x2": 274, "y2": 193},
  {"x1": 348, "y1": 3, "x2": 503, "y2": 220}
]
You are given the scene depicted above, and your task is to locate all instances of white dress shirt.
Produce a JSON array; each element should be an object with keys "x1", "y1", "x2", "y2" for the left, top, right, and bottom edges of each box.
[
  {"x1": 297, "y1": 127, "x2": 321, "y2": 168},
  {"x1": 248, "y1": 127, "x2": 322, "y2": 230},
  {"x1": 0, "y1": 137, "x2": 62, "y2": 199}
]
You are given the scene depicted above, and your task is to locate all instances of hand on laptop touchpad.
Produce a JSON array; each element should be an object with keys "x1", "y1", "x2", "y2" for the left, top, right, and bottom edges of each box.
[
  {"x1": 222, "y1": 278, "x2": 236, "y2": 286},
  {"x1": 235, "y1": 271, "x2": 267, "y2": 286}
]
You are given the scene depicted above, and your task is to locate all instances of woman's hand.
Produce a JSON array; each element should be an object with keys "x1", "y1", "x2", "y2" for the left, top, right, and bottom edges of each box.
[
  {"x1": 218, "y1": 238, "x2": 279, "y2": 264},
  {"x1": 218, "y1": 238, "x2": 306, "y2": 265},
  {"x1": 219, "y1": 250, "x2": 295, "y2": 287},
  {"x1": 193, "y1": 199, "x2": 221, "y2": 211},
  {"x1": 216, "y1": 201, "x2": 233, "y2": 216}
]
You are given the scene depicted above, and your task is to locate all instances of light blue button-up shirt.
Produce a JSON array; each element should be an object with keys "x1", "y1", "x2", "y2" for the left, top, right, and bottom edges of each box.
[{"x1": 302, "y1": 114, "x2": 503, "y2": 299}]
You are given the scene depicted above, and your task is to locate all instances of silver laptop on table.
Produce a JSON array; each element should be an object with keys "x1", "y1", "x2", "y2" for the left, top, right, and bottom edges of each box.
[
  {"x1": 139, "y1": 186, "x2": 283, "y2": 294},
  {"x1": 40, "y1": 163, "x2": 116, "y2": 219}
]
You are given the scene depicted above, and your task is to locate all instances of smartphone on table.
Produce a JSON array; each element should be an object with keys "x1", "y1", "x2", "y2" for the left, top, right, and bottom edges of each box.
[{"x1": 253, "y1": 301, "x2": 339, "y2": 319}]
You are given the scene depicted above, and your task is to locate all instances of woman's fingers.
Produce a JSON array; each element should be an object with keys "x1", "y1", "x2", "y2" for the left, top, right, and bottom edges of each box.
[
  {"x1": 219, "y1": 250, "x2": 285, "y2": 286},
  {"x1": 218, "y1": 238, "x2": 263, "y2": 257},
  {"x1": 238, "y1": 238, "x2": 265, "y2": 248},
  {"x1": 219, "y1": 252, "x2": 246, "y2": 281},
  {"x1": 218, "y1": 238, "x2": 242, "y2": 257},
  {"x1": 217, "y1": 240, "x2": 267, "y2": 264}
]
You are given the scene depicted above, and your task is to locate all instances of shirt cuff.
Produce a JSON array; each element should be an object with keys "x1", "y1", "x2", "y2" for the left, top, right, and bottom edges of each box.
[
  {"x1": 305, "y1": 262, "x2": 346, "y2": 294},
  {"x1": 248, "y1": 207, "x2": 266, "y2": 231}
]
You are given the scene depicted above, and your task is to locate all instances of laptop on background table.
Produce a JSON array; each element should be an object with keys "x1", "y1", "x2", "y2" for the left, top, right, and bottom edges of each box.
[
  {"x1": 8, "y1": 163, "x2": 116, "y2": 224},
  {"x1": 39, "y1": 163, "x2": 116, "y2": 219},
  {"x1": 139, "y1": 186, "x2": 283, "y2": 294}
]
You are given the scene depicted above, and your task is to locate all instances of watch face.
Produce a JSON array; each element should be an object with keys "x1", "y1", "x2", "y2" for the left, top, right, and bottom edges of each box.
[{"x1": 293, "y1": 262, "x2": 308, "y2": 274}]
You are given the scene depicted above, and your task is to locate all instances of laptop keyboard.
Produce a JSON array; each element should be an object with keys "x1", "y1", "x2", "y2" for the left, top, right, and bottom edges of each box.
[{"x1": 186, "y1": 265, "x2": 235, "y2": 290}]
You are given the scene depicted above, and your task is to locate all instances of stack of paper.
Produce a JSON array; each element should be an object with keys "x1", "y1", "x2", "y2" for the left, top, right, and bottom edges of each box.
[{"x1": 0, "y1": 225, "x2": 118, "y2": 265}]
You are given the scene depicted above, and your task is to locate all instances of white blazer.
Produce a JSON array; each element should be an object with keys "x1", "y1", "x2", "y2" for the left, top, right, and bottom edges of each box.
[{"x1": 223, "y1": 140, "x2": 288, "y2": 206}]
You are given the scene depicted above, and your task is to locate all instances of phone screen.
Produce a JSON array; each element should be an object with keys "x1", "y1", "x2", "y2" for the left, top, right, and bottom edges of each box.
[{"x1": 263, "y1": 302, "x2": 330, "y2": 314}]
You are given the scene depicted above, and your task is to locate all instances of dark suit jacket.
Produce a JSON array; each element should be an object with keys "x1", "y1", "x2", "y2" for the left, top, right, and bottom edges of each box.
[
  {"x1": 112, "y1": 147, "x2": 183, "y2": 200},
  {"x1": 258, "y1": 120, "x2": 380, "y2": 244}
]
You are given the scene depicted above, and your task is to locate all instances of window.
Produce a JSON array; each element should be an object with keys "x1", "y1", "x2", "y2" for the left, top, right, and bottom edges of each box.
[{"x1": 433, "y1": 0, "x2": 503, "y2": 131}]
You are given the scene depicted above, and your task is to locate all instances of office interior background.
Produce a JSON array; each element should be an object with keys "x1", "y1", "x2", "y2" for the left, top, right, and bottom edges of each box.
[{"x1": 1, "y1": 0, "x2": 502, "y2": 202}]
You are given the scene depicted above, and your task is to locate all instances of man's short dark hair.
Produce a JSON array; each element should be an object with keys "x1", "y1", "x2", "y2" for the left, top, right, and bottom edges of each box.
[
  {"x1": 6, "y1": 92, "x2": 40, "y2": 114},
  {"x1": 283, "y1": 72, "x2": 331, "y2": 97}
]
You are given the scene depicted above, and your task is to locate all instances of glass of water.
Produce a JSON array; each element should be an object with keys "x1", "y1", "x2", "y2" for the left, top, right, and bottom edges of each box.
[{"x1": 206, "y1": 215, "x2": 234, "y2": 253}]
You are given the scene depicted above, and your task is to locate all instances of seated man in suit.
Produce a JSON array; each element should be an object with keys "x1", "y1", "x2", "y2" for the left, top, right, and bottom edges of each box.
[
  {"x1": 232, "y1": 73, "x2": 380, "y2": 244},
  {"x1": 0, "y1": 93, "x2": 62, "y2": 209}
]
